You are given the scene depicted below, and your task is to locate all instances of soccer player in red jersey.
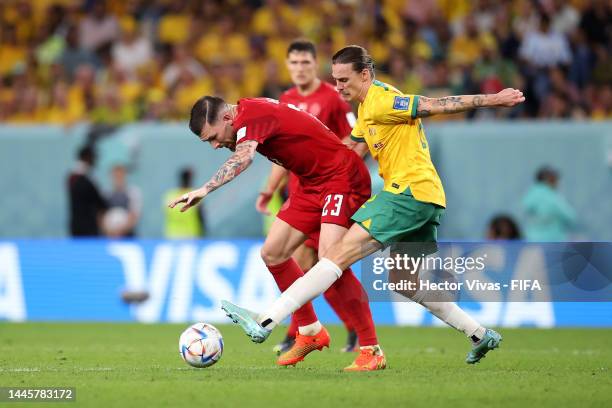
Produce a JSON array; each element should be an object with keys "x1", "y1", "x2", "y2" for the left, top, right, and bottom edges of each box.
[
  {"x1": 255, "y1": 40, "x2": 367, "y2": 355},
  {"x1": 169, "y1": 95, "x2": 385, "y2": 370}
]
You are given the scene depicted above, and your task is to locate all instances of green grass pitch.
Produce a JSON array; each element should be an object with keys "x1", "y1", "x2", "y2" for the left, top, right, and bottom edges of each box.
[{"x1": 0, "y1": 323, "x2": 610, "y2": 407}]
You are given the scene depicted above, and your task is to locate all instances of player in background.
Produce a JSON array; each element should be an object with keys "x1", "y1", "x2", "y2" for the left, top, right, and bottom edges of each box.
[
  {"x1": 169, "y1": 95, "x2": 385, "y2": 371},
  {"x1": 256, "y1": 39, "x2": 367, "y2": 354},
  {"x1": 222, "y1": 45, "x2": 525, "y2": 367}
]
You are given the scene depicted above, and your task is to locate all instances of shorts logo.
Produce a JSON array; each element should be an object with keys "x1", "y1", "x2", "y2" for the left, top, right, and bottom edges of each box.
[{"x1": 393, "y1": 96, "x2": 410, "y2": 110}]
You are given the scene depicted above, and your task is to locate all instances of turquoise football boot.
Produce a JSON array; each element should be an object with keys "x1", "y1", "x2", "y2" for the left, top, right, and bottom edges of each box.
[
  {"x1": 466, "y1": 329, "x2": 502, "y2": 364},
  {"x1": 221, "y1": 300, "x2": 271, "y2": 343}
]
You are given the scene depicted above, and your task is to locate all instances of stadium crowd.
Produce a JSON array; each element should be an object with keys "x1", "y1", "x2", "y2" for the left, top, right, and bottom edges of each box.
[{"x1": 0, "y1": 0, "x2": 609, "y2": 125}]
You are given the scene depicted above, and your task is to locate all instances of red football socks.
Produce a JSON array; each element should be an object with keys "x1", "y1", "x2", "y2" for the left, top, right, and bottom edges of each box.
[
  {"x1": 267, "y1": 258, "x2": 319, "y2": 327},
  {"x1": 330, "y1": 268, "x2": 378, "y2": 347}
]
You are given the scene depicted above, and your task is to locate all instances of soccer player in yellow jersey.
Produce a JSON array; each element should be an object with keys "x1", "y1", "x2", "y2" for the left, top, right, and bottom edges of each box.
[{"x1": 222, "y1": 45, "x2": 525, "y2": 371}]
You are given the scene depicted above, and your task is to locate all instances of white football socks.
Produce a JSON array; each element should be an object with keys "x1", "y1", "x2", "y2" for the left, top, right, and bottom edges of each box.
[
  {"x1": 260, "y1": 258, "x2": 342, "y2": 328},
  {"x1": 409, "y1": 288, "x2": 484, "y2": 340},
  {"x1": 421, "y1": 301, "x2": 485, "y2": 340}
]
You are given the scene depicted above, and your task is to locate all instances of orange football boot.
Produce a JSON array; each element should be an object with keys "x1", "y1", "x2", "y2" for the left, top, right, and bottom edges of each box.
[
  {"x1": 343, "y1": 345, "x2": 387, "y2": 372},
  {"x1": 277, "y1": 327, "x2": 330, "y2": 366}
]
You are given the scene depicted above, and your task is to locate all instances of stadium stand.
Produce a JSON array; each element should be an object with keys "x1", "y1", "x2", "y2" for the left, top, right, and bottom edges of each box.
[{"x1": 0, "y1": 0, "x2": 609, "y2": 125}]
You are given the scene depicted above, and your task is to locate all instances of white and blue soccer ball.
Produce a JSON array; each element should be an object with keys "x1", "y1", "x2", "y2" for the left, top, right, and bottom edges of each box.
[{"x1": 178, "y1": 323, "x2": 224, "y2": 368}]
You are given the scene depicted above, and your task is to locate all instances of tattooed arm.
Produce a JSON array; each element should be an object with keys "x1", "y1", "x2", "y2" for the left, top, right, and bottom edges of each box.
[
  {"x1": 201, "y1": 140, "x2": 258, "y2": 194},
  {"x1": 168, "y1": 141, "x2": 258, "y2": 212},
  {"x1": 416, "y1": 88, "x2": 525, "y2": 118}
]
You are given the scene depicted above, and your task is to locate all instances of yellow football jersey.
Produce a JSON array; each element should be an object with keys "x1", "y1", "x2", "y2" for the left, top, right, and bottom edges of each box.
[{"x1": 351, "y1": 80, "x2": 446, "y2": 207}]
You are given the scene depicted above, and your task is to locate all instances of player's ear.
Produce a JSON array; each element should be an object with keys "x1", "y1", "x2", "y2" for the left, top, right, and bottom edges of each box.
[{"x1": 222, "y1": 112, "x2": 233, "y2": 125}]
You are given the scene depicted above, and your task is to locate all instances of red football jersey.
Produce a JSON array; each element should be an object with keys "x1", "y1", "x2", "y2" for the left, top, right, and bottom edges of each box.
[
  {"x1": 233, "y1": 98, "x2": 358, "y2": 187},
  {"x1": 279, "y1": 81, "x2": 355, "y2": 140}
]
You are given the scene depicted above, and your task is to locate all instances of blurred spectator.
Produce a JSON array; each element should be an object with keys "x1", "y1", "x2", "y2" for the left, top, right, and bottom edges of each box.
[
  {"x1": 549, "y1": 0, "x2": 580, "y2": 35},
  {"x1": 194, "y1": 15, "x2": 250, "y2": 64},
  {"x1": 103, "y1": 164, "x2": 141, "y2": 238},
  {"x1": 162, "y1": 44, "x2": 206, "y2": 88},
  {"x1": 0, "y1": 25, "x2": 27, "y2": 77},
  {"x1": 173, "y1": 66, "x2": 213, "y2": 114},
  {"x1": 449, "y1": 15, "x2": 491, "y2": 67},
  {"x1": 521, "y1": 166, "x2": 576, "y2": 242},
  {"x1": 163, "y1": 168, "x2": 205, "y2": 239},
  {"x1": 473, "y1": 37, "x2": 520, "y2": 92},
  {"x1": 567, "y1": 28, "x2": 593, "y2": 89},
  {"x1": 67, "y1": 145, "x2": 108, "y2": 237},
  {"x1": 519, "y1": 12, "x2": 573, "y2": 116},
  {"x1": 111, "y1": 20, "x2": 153, "y2": 76},
  {"x1": 472, "y1": 0, "x2": 498, "y2": 33},
  {"x1": 487, "y1": 214, "x2": 522, "y2": 240},
  {"x1": 45, "y1": 82, "x2": 74, "y2": 124},
  {"x1": 66, "y1": 64, "x2": 97, "y2": 121},
  {"x1": 471, "y1": 36, "x2": 521, "y2": 118},
  {"x1": 519, "y1": 13, "x2": 571, "y2": 69},
  {"x1": 539, "y1": 65, "x2": 584, "y2": 118},
  {"x1": 59, "y1": 25, "x2": 101, "y2": 80},
  {"x1": 79, "y1": 2, "x2": 119, "y2": 52},
  {"x1": 90, "y1": 87, "x2": 121, "y2": 124},
  {"x1": 578, "y1": 0, "x2": 611, "y2": 49},
  {"x1": 382, "y1": 51, "x2": 422, "y2": 96},
  {"x1": 540, "y1": 89, "x2": 572, "y2": 119},
  {"x1": 157, "y1": 1, "x2": 191, "y2": 45}
]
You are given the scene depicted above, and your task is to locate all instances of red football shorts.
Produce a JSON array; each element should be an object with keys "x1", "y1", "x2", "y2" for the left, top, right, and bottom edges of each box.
[{"x1": 277, "y1": 154, "x2": 371, "y2": 237}]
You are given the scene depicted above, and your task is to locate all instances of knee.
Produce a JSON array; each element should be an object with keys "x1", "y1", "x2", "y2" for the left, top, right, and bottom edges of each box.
[
  {"x1": 321, "y1": 242, "x2": 351, "y2": 270},
  {"x1": 294, "y1": 248, "x2": 317, "y2": 271},
  {"x1": 260, "y1": 244, "x2": 290, "y2": 266}
]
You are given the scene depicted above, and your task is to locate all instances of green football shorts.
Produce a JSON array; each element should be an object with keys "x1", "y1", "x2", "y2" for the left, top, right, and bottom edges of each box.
[{"x1": 351, "y1": 187, "x2": 445, "y2": 248}]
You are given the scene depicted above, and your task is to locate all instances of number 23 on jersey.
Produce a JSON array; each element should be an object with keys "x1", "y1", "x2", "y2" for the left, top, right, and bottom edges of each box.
[{"x1": 322, "y1": 194, "x2": 344, "y2": 217}]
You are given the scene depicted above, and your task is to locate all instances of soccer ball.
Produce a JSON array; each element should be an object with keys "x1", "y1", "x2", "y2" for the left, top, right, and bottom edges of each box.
[{"x1": 178, "y1": 323, "x2": 224, "y2": 368}]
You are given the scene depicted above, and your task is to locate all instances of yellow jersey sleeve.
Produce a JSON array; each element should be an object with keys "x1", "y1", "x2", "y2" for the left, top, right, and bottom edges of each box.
[
  {"x1": 372, "y1": 92, "x2": 419, "y2": 124},
  {"x1": 350, "y1": 115, "x2": 366, "y2": 142}
]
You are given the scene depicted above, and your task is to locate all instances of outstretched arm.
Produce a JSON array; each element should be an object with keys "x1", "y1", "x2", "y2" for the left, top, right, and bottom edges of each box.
[
  {"x1": 255, "y1": 164, "x2": 288, "y2": 215},
  {"x1": 168, "y1": 141, "x2": 258, "y2": 212},
  {"x1": 416, "y1": 88, "x2": 525, "y2": 118}
]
